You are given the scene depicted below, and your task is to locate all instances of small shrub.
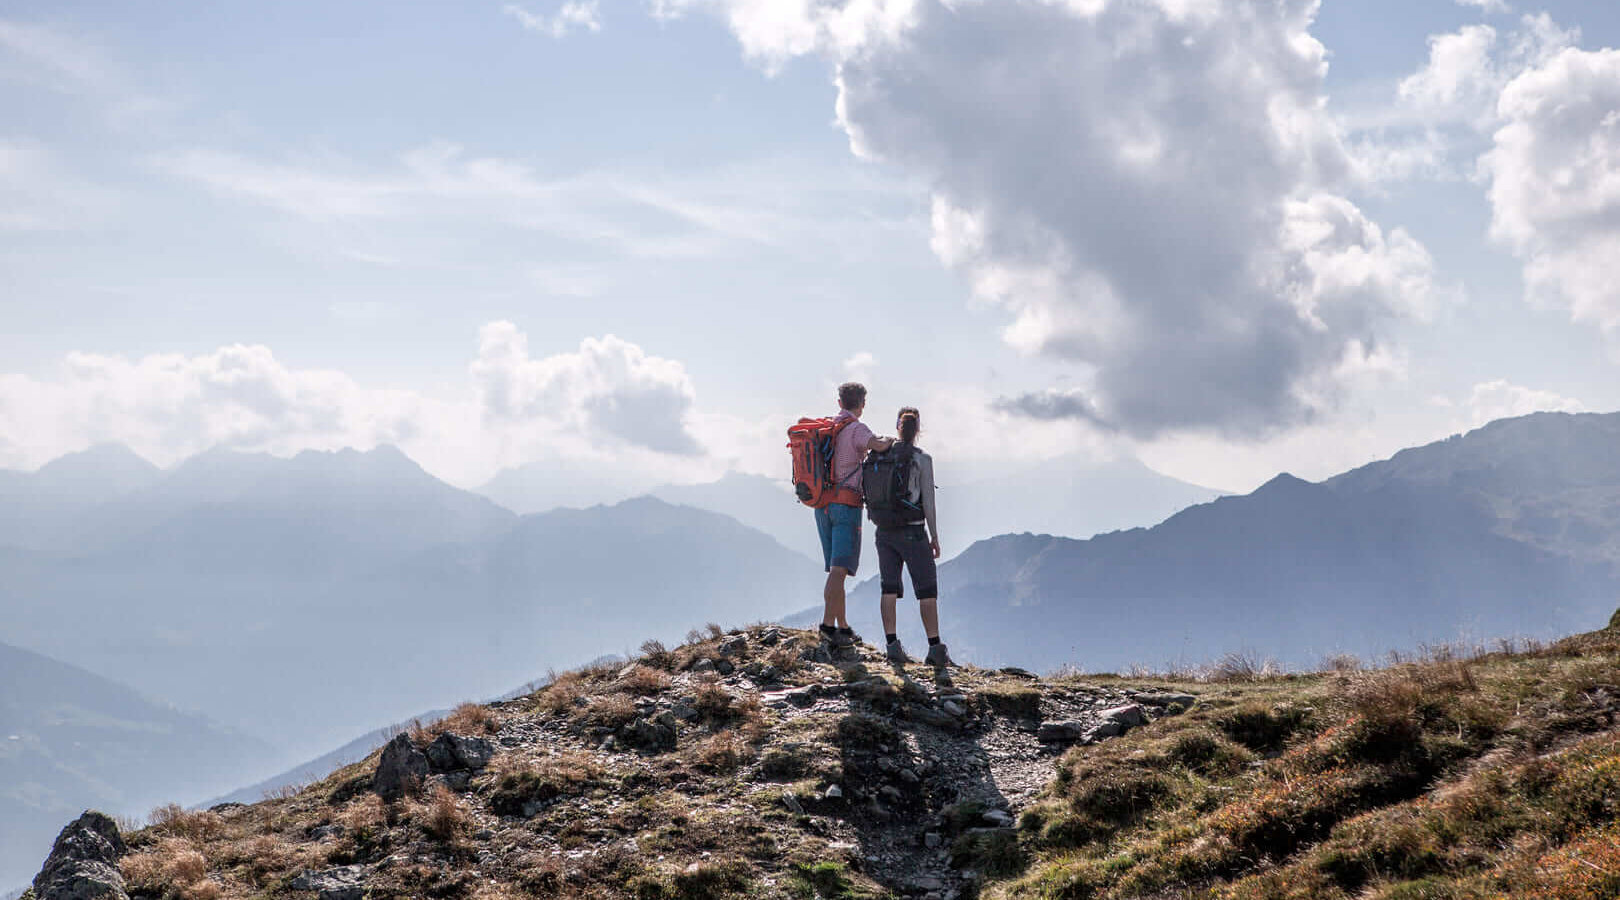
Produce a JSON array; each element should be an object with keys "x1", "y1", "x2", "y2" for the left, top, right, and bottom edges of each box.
[
  {"x1": 488, "y1": 752, "x2": 604, "y2": 816},
  {"x1": 435, "y1": 702, "x2": 502, "y2": 736},
  {"x1": 693, "y1": 678, "x2": 736, "y2": 718},
  {"x1": 688, "y1": 732, "x2": 744, "y2": 774},
  {"x1": 619, "y1": 664, "x2": 674, "y2": 696},
  {"x1": 1217, "y1": 702, "x2": 1313, "y2": 753},
  {"x1": 148, "y1": 805, "x2": 225, "y2": 842},
  {"x1": 414, "y1": 783, "x2": 471, "y2": 843},
  {"x1": 121, "y1": 837, "x2": 218, "y2": 900},
  {"x1": 834, "y1": 713, "x2": 898, "y2": 750},
  {"x1": 640, "y1": 639, "x2": 677, "y2": 671},
  {"x1": 580, "y1": 693, "x2": 638, "y2": 729},
  {"x1": 952, "y1": 828, "x2": 1027, "y2": 878},
  {"x1": 760, "y1": 747, "x2": 811, "y2": 781}
]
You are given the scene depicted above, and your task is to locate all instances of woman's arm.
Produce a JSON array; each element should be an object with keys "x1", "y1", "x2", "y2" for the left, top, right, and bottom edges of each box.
[{"x1": 919, "y1": 453, "x2": 939, "y2": 556}]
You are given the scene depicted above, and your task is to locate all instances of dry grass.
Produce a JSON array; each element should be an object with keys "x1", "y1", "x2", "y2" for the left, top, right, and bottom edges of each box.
[
  {"x1": 618, "y1": 664, "x2": 673, "y2": 695},
  {"x1": 121, "y1": 837, "x2": 221, "y2": 900},
  {"x1": 687, "y1": 732, "x2": 746, "y2": 774},
  {"x1": 433, "y1": 701, "x2": 504, "y2": 736},
  {"x1": 640, "y1": 639, "x2": 678, "y2": 671},
  {"x1": 147, "y1": 805, "x2": 225, "y2": 843},
  {"x1": 488, "y1": 751, "x2": 606, "y2": 816},
  {"x1": 412, "y1": 783, "x2": 473, "y2": 843},
  {"x1": 579, "y1": 692, "x2": 638, "y2": 728}
]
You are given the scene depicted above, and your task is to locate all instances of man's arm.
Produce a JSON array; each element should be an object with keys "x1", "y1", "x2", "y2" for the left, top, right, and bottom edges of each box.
[{"x1": 864, "y1": 434, "x2": 895, "y2": 453}]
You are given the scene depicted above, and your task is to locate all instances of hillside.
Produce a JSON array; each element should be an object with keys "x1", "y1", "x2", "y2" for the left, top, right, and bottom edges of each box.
[
  {"x1": 812, "y1": 411, "x2": 1620, "y2": 672},
  {"x1": 0, "y1": 641, "x2": 275, "y2": 892},
  {"x1": 25, "y1": 615, "x2": 1620, "y2": 900}
]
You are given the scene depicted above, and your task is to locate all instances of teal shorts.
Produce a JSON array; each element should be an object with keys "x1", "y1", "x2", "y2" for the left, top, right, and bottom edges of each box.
[{"x1": 815, "y1": 502, "x2": 863, "y2": 574}]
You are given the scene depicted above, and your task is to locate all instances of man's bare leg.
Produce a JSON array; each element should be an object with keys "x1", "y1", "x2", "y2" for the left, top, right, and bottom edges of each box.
[
  {"x1": 822, "y1": 566, "x2": 849, "y2": 628},
  {"x1": 919, "y1": 597, "x2": 940, "y2": 641},
  {"x1": 881, "y1": 593, "x2": 899, "y2": 637}
]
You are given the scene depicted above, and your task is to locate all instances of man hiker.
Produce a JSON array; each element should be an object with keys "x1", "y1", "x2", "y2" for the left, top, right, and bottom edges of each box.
[{"x1": 818, "y1": 382, "x2": 893, "y2": 649}]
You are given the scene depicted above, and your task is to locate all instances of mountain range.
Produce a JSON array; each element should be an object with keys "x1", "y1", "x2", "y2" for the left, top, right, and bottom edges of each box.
[
  {"x1": 795, "y1": 411, "x2": 1620, "y2": 672},
  {"x1": 484, "y1": 454, "x2": 1223, "y2": 561},
  {"x1": 0, "y1": 640, "x2": 274, "y2": 891}
]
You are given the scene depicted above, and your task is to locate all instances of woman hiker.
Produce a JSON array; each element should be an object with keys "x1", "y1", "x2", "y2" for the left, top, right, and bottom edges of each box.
[{"x1": 876, "y1": 406, "x2": 952, "y2": 668}]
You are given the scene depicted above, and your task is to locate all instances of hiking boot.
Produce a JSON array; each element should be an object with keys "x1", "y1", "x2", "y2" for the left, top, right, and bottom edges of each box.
[
  {"x1": 924, "y1": 642, "x2": 954, "y2": 669},
  {"x1": 827, "y1": 629, "x2": 856, "y2": 649},
  {"x1": 839, "y1": 627, "x2": 863, "y2": 646},
  {"x1": 885, "y1": 639, "x2": 911, "y2": 665}
]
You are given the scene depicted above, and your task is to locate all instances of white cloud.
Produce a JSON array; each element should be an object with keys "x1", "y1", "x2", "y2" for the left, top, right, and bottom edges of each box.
[
  {"x1": 842, "y1": 351, "x2": 876, "y2": 381},
  {"x1": 0, "y1": 326, "x2": 725, "y2": 486},
  {"x1": 503, "y1": 1, "x2": 602, "y2": 39},
  {"x1": 0, "y1": 344, "x2": 430, "y2": 471},
  {"x1": 1398, "y1": 24, "x2": 1501, "y2": 124},
  {"x1": 666, "y1": 0, "x2": 1443, "y2": 438},
  {"x1": 1465, "y1": 379, "x2": 1584, "y2": 426},
  {"x1": 1481, "y1": 46, "x2": 1620, "y2": 341},
  {"x1": 1456, "y1": 0, "x2": 1510, "y2": 14},
  {"x1": 471, "y1": 323, "x2": 702, "y2": 456}
]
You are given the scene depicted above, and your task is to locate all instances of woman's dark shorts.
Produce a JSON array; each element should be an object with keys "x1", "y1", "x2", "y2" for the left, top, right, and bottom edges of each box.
[{"x1": 876, "y1": 524, "x2": 937, "y2": 600}]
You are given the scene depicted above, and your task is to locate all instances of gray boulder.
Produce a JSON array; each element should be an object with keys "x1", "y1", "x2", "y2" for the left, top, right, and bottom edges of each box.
[
  {"x1": 374, "y1": 733, "x2": 429, "y2": 800},
  {"x1": 425, "y1": 732, "x2": 496, "y2": 772},
  {"x1": 1100, "y1": 703, "x2": 1148, "y2": 728},
  {"x1": 32, "y1": 811, "x2": 128, "y2": 900},
  {"x1": 620, "y1": 712, "x2": 679, "y2": 752},
  {"x1": 1037, "y1": 721, "x2": 1086, "y2": 743},
  {"x1": 289, "y1": 865, "x2": 368, "y2": 900}
]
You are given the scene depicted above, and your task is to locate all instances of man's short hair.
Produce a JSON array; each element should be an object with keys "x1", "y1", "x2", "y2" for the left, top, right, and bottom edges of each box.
[{"x1": 838, "y1": 382, "x2": 868, "y2": 411}]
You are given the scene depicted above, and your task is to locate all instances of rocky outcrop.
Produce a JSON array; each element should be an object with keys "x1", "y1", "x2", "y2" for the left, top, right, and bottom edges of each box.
[
  {"x1": 288, "y1": 865, "x2": 367, "y2": 900},
  {"x1": 32, "y1": 811, "x2": 128, "y2": 900},
  {"x1": 372, "y1": 733, "x2": 429, "y2": 800},
  {"x1": 425, "y1": 732, "x2": 495, "y2": 772}
]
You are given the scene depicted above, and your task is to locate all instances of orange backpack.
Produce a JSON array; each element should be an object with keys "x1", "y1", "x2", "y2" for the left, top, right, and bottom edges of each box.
[{"x1": 787, "y1": 416, "x2": 860, "y2": 508}]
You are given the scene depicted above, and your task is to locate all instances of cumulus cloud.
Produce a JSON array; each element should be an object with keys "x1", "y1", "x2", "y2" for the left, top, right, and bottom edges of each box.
[
  {"x1": 503, "y1": 1, "x2": 601, "y2": 39},
  {"x1": 1482, "y1": 46, "x2": 1620, "y2": 340},
  {"x1": 661, "y1": 0, "x2": 1444, "y2": 439},
  {"x1": 0, "y1": 344, "x2": 428, "y2": 470},
  {"x1": 1466, "y1": 379, "x2": 1584, "y2": 426},
  {"x1": 471, "y1": 323, "x2": 701, "y2": 456},
  {"x1": 0, "y1": 325, "x2": 714, "y2": 485},
  {"x1": 1456, "y1": 0, "x2": 1510, "y2": 14}
]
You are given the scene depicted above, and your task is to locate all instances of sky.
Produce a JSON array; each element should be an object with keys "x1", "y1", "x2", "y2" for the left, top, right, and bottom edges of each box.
[{"x1": 3, "y1": 0, "x2": 1619, "y2": 496}]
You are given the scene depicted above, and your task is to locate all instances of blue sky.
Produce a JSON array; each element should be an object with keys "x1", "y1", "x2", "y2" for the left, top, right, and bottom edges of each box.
[{"x1": 3, "y1": 0, "x2": 1619, "y2": 495}]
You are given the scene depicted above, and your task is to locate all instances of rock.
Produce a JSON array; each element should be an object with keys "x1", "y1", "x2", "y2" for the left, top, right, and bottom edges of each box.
[
  {"x1": 1101, "y1": 703, "x2": 1148, "y2": 728},
  {"x1": 670, "y1": 703, "x2": 700, "y2": 721},
  {"x1": 759, "y1": 628, "x2": 783, "y2": 646},
  {"x1": 782, "y1": 793, "x2": 806, "y2": 815},
  {"x1": 784, "y1": 686, "x2": 817, "y2": 707},
  {"x1": 757, "y1": 664, "x2": 782, "y2": 683},
  {"x1": 911, "y1": 876, "x2": 946, "y2": 891},
  {"x1": 373, "y1": 733, "x2": 429, "y2": 800},
  {"x1": 908, "y1": 706, "x2": 958, "y2": 729},
  {"x1": 689, "y1": 658, "x2": 717, "y2": 674},
  {"x1": 1037, "y1": 721, "x2": 1087, "y2": 743},
  {"x1": 32, "y1": 811, "x2": 128, "y2": 900},
  {"x1": 714, "y1": 659, "x2": 736, "y2": 676},
  {"x1": 1086, "y1": 721, "x2": 1124, "y2": 741},
  {"x1": 800, "y1": 644, "x2": 835, "y2": 665},
  {"x1": 289, "y1": 865, "x2": 368, "y2": 900},
  {"x1": 924, "y1": 832, "x2": 943, "y2": 849},
  {"x1": 620, "y1": 713, "x2": 678, "y2": 752},
  {"x1": 942, "y1": 700, "x2": 967, "y2": 717},
  {"x1": 982, "y1": 809, "x2": 1015, "y2": 828},
  {"x1": 998, "y1": 666, "x2": 1038, "y2": 679},
  {"x1": 1134, "y1": 693, "x2": 1196, "y2": 710},
  {"x1": 824, "y1": 784, "x2": 844, "y2": 799},
  {"x1": 717, "y1": 635, "x2": 748, "y2": 657},
  {"x1": 425, "y1": 733, "x2": 496, "y2": 772}
]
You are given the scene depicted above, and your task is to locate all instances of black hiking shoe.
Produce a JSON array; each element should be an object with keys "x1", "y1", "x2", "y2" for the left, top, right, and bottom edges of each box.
[
  {"x1": 885, "y1": 639, "x2": 911, "y2": 665},
  {"x1": 924, "y1": 642, "x2": 954, "y2": 669}
]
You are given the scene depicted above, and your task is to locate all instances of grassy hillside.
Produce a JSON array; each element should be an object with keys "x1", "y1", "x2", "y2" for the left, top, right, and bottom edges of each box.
[{"x1": 41, "y1": 615, "x2": 1620, "y2": 900}]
